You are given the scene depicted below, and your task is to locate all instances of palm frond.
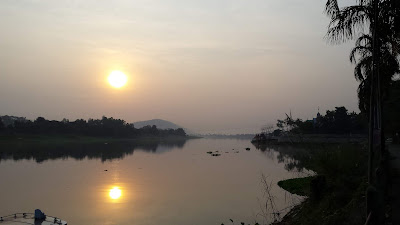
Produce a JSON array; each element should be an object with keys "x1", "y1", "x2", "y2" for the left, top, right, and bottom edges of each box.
[
  {"x1": 350, "y1": 34, "x2": 373, "y2": 63},
  {"x1": 325, "y1": 0, "x2": 339, "y2": 17},
  {"x1": 325, "y1": 5, "x2": 371, "y2": 44},
  {"x1": 354, "y1": 56, "x2": 373, "y2": 81},
  {"x1": 350, "y1": 45, "x2": 371, "y2": 63}
]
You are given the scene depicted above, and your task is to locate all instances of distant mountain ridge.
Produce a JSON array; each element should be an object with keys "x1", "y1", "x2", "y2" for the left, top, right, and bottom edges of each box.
[
  {"x1": 133, "y1": 119, "x2": 195, "y2": 135},
  {"x1": 133, "y1": 119, "x2": 181, "y2": 129}
]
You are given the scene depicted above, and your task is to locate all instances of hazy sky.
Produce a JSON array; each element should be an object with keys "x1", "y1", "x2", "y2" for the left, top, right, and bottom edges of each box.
[{"x1": 0, "y1": 0, "x2": 360, "y2": 134}]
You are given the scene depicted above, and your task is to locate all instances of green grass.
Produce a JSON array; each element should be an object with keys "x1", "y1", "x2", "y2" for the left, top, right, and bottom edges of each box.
[
  {"x1": 277, "y1": 176, "x2": 313, "y2": 196},
  {"x1": 273, "y1": 143, "x2": 368, "y2": 225}
]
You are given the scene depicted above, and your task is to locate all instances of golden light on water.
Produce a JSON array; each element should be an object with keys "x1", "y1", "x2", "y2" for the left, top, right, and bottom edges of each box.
[
  {"x1": 108, "y1": 71, "x2": 128, "y2": 88},
  {"x1": 109, "y1": 187, "x2": 122, "y2": 199}
]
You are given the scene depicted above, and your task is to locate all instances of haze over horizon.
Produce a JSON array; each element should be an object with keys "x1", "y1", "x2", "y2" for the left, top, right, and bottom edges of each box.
[{"x1": 0, "y1": 0, "x2": 359, "y2": 134}]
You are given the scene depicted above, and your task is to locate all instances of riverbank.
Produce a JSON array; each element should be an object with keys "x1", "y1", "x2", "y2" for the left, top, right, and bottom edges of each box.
[
  {"x1": 277, "y1": 134, "x2": 367, "y2": 144},
  {"x1": 0, "y1": 134, "x2": 199, "y2": 144},
  {"x1": 252, "y1": 134, "x2": 367, "y2": 145},
  {"x1": 269, "y1": 143, "x2": 368, "y2": 225}
]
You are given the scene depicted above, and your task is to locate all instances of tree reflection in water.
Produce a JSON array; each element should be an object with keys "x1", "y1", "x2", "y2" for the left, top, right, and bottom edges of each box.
[
  {"x1": 253, "y1": 142, "x2": 315, "y2": 174},
  {"x1": 0, "y1": 139, "x2": 187, "y2": 163}
]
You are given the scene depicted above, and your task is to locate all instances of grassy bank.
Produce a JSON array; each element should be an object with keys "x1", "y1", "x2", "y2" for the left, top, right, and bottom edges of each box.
[
  {"x1": 277, "y1": 177, "x2": 313, "y2": 197},
  {"x1": 271, "y1": 143, "x2": 368, "y2": 225}
]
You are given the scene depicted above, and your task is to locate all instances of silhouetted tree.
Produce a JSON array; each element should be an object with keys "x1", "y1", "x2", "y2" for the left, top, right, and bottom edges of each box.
[
  {"x1": 326, "y1": 0, "x2": 400, "y2": 111},
  {"x1": 385, "y1": 80, "x2": 400, "y2": 142},
  {"x1": 349, "y1": 33, "x2": 399, "y2": 114},
  {"x1": 275, "y1": 107, "x2": 367, "y2": 135},
  {"x1": 175, "y1": 128, "x2": 186, "y2": 136},
  {"x1": 0, "y1": 116, "x2": 187, "y2": 138},
  {"x1": 0, "y1": 118, "x2": 4, "y2": 131}
]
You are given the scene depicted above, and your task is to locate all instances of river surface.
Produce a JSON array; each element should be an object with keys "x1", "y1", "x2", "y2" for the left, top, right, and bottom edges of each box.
[{"x1": 0, "y1": 138, "x2": 307, "y2": 225}]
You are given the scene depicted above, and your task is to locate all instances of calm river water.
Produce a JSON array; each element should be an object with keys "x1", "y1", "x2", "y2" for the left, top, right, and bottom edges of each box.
[{"x1": 0, "y1": 138, "x2": 307, "y2": 225}]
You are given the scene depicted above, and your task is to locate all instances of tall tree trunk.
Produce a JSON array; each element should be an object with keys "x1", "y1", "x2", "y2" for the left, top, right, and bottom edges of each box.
[{"x1": 368, "y1": 0, "x2": 380, "y2": 184}]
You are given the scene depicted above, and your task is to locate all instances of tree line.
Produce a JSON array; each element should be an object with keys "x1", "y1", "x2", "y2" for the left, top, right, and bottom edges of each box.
[
  {"x1": 274, "y1": 106, "x2": 368, "y2": 135},
  {"x1": 273, "y1": 93, "x2": 400, "y2": 140},
  {"x1": 0, "y1": 116, "x2": 187, "y2": 138}
]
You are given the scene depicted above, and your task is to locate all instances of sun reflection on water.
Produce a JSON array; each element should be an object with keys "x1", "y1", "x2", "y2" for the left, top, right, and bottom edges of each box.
[{"x1": 109, "y1": 187, "x2": 122, "y2": 200}]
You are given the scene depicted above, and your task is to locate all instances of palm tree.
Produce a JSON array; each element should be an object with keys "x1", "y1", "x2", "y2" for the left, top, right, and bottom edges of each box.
[
  {"x1": 325, "y1": 0, "x2": 372, "y2": 44},
  {"x1": 325, "y1": 0, "x2": 400, "y2": 99},
  {"x1": 350, "y1": 33, "x2": 400, "y2": 113},
  {"x1": 349, "y1": 34, "x2": 374, "y2": 113},
  {"x1": 325, "y1": 0, "x2": 400, "y2": 187},
  {"x1": 325, "y1": 0, "x2": 399, "y2": 42}
]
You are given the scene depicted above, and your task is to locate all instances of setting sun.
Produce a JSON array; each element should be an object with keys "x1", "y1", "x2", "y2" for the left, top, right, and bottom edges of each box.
[
  {"x1": 109, "y1": 187, "x2": 122, "y2": 199},
  {"x1": 108, "y1": 71, "x2": 127, "y2": 88}
]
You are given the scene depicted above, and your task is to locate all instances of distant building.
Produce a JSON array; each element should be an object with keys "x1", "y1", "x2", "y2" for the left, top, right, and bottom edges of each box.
[{"x1": 312, "y1": 108, "x2": 322, "y2": 125}]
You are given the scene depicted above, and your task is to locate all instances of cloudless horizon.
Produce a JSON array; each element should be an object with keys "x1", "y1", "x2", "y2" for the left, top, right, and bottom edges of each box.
[{"x1": 0, "y1": 0, "x2": 359, "y2": 134}]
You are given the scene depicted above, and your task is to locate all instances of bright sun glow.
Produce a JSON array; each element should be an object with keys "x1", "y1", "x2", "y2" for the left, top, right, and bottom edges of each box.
[
  {"x1": 109, "y1": 187, "x2": 122, "y2": 199},
  {"x1": 108, "y1": 71, "x2": 127, "y2": 88}
]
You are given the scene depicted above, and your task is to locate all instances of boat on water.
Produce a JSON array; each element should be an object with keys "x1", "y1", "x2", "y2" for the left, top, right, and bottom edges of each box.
[{"x1": 0, "y1": 210, "x2": 67, "y2": 225}]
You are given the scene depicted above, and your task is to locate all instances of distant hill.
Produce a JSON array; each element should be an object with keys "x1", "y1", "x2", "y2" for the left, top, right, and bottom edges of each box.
[{"x1": 133, "y1": 119, "x2": 195, "y2": 135}]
